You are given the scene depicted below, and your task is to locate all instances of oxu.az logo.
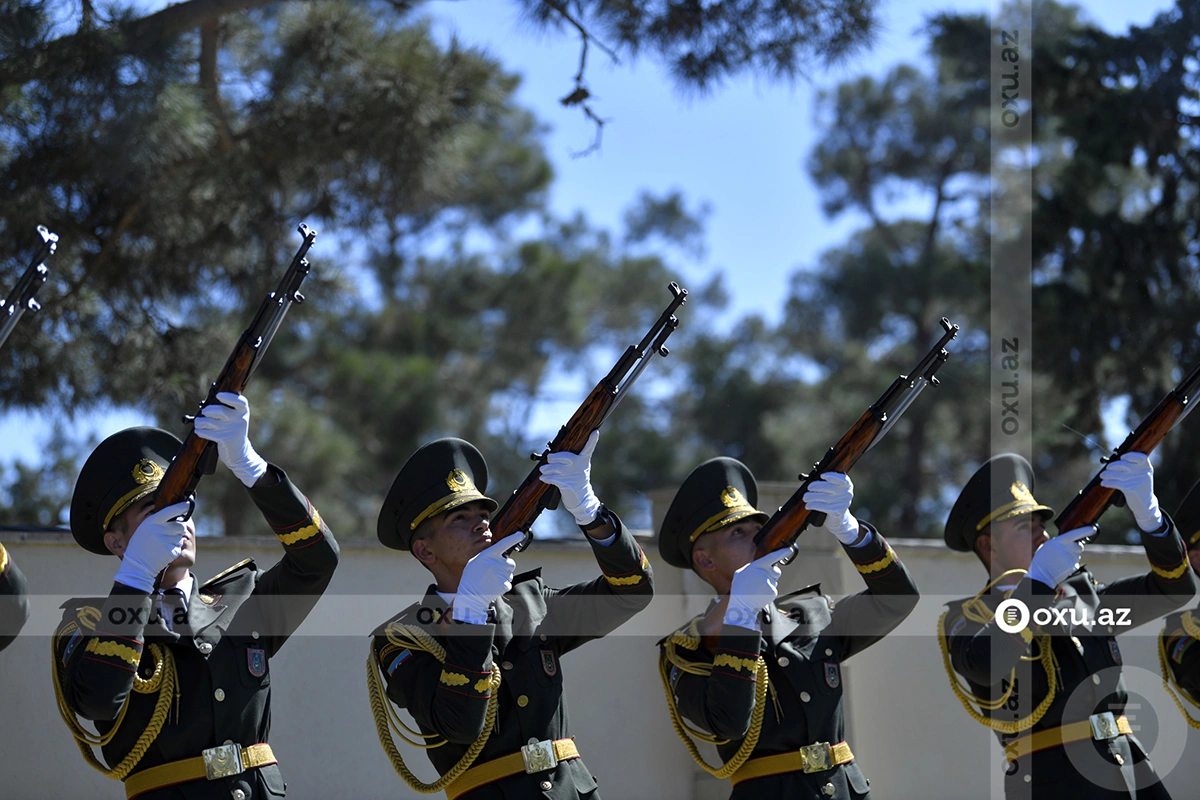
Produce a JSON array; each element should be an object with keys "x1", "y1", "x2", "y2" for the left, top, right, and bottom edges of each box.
[{"x1": 993, "y1": 598, "x2": 1132, "y2": 634}]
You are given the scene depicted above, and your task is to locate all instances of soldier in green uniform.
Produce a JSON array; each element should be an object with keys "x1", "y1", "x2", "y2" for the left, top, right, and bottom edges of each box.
[
  {"x1": 0, "y1": 540, "x2": 29, "y2": 651},
  {"x1": 656, "y1": 457, "x2": 918, "y2": 799},
  {"x1": 53, "y1": 393, "x2": 340, "y2": 799},
  {"x1": 1158, "y1": 480, "x2": 1200, "y2": 727},
  {"x1": 368, "y1": 432, "x2": 653, "y2": 799},
  {"x1": 939, "y1": 453, "x2": 1195, "y2": 799}
]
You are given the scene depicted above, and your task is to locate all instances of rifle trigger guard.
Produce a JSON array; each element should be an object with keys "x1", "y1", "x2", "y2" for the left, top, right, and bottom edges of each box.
[
  {"x1": 180, "y1": 495, "x2": 197, "y2": 523},
  {"x1": 505, "y1": 530, "x2": 533, "y2": 556},
  {"x1": 776, "y1": 543, "x2": 799, "y2": 568}
]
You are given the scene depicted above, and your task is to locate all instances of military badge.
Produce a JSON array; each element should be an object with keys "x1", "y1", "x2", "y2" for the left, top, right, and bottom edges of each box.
[
  {"x1": 949, "y1": 616, "x2": 967, "y2": 637},
  {"x1": 199, "y1": 592, "x2": 220, "y2": 605},
  {"x1": 62, "y1": 626, "x2": 82, "y2": 666},
  {"x1": 1173, "y1": 636, "x2": 1195, "y2": 664},
  {"x1": 247, "y1": 646, "x2": 267, "y2": 678},
  {"x1": 824, "y1": 661, "x2": 840, "y2": 689},
  {"x1": 388, "y1": 650, "x2": 411, "y2": 676},
  {"x1": 1109, "y1": 640, "x2": 1122, "y2": 665},
  {"x1": 540, "y1": 649, "x2": 557, "y2": 677},
  {"x1": 669, "y1": 665, "x2": 682, "y2": 691}
]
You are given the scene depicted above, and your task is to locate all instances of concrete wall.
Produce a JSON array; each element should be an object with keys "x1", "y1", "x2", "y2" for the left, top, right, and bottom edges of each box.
[{"x1": 3, "y1": 483, "x2": 1200, "y2": 799}]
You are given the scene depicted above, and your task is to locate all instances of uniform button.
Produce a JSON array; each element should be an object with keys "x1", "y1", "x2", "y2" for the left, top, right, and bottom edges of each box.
[
  {"x1": 1024, "y1": 775, "x2": 1032, "y2": 783},
  {"x1": 800, "y1": 692, "x2": 811, "y2": 703},
  {"x1": 825, "y1": 648, "x2": 833, "y2": 657},
  {"x1": 540, "y1": 634, "x2": 547, "y2": 641},
  {"x1": 822, "y1": 782, "x2": 835, "y2": 796},
  {"x1": 214, "y1": 688, "x2": 226, "y2": 702},
  {"x1": 232, "y1": 790, "x2": 245, "y2": 800},
  {"x1": 502, "y1": 661, "x2": 514, "y2": 670},
  {"x1": 1092, "y1": 675, "x2": 1101, "y2": 685},
  {"x1": 197, "y1": 642, "x2": 213, "y2": 655},
  {"x1": 1114, "y1": 754, "x2": 1125, "y2": 766},
  {"x1": 517, "y1": 695, "x2": 529, "y2": 707},
  {"x1": 252, "y1": 631, "x2": 260, "y2": 640},
  {"x1": 777, "y1": 656, "x2": 790, "y2": 667},
  {"x1": 223, "y1": 739, "x2": 233, "y2": 746},
  {"x1": 540, "y1": 780, "x2": 552, "y2": 790}
]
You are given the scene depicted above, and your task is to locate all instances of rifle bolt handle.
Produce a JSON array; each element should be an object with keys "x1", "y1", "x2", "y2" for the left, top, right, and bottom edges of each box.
[
  {"x1": 658, "y1": 345, "x2": 670, "y2": 357},
  {"x1": 27, "y1": 299, "x2": 40, "y2": 312},
  {"x1": 293, "y1": 291, "x2": 305, "y2": 303}
]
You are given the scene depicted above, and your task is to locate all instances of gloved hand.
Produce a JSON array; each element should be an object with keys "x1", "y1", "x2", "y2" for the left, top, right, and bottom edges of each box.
[
  {"x1": 193, "y1": 392, "x2": 268, "y2": 488},
  {"x1": 1099, "y1": 452, "x2": 1163, "y2": 532},
  {"x1": 452, "y1": 532, "x2": 524, "y2": 625},
  {"x1": 113, "y1": 502, "x2": 192, "y2": 593},
  {"x1": 1026, "y1": 527, "x2": 1093, "y2": 588},
  {"x1": 723, "y1": 548, "x2": 792, "y2": 630},
  {"x1": 539, "y1": 430, "x2": 603, "y2": 526},
  {"x1": 803, "y1": 473, "x2": 861, "y2": 544}
]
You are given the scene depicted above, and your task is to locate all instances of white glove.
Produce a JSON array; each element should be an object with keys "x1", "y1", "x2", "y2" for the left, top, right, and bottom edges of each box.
[
  {"x1": 452, "y1": 532, "x2": 524, "y2": 624},
  {"x1": 539, "y1": 430, "x2": 603, "y2": 526},
  {"x1": 1099, "y1": 452, "x2": 1163, "y2": 532},
  {"x1": 193, "y1": 392, "x2": 268, "y2": 488},
  {"x1": 723, "y1": 548, "x2": 792, "y2": 630},
  {"x1": 803, "y1": 473, "x2": 861, "y2": 544},
  {"x1": 113, "y1": 502, "x2": 191, "y2": 593},
  {"x1": 1026, "y1": 527, "x2": 1093, "y2": 588}
]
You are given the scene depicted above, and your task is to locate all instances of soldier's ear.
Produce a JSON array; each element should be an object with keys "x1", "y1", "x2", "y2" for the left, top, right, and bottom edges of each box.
[
  {"x1": 411, "y1": 537, "x2": 436, "y2": 566},
  {"x1": 973, "y1": 532, "x2": 992, "y2": 566},
  {"x1": 103, "y1": 530, "x2": 125, "y2": 558},
  {"x1": 691, "y1": 546, "x2": 714, "y2": 573}
]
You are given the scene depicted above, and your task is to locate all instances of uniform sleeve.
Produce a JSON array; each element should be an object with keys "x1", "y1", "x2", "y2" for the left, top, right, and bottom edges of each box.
[
  {"x1": 543, "y1": 510, "x2": 654, "y2": 655},
  {"x1": 54, "y1": 586, "x2": 153, "y2": 721},
  {"x1": 0, "y1": 543, "x2": 30, "y2": 652},
  {"x1": 372, "y1": 621, "x2": 497, "y2": 745},
  {"x1": 661, "y1": 625, "x2": 762, "y2": 741},
  {"x1": 246, "y1": 465, "x2": 341, "y2": 657},
  {"x1": 827, "y1": 525, "x2": 920, "y2": 659},
  {"x1": 1098, "y1": 513, "x2": 1196, "y2": 630}
]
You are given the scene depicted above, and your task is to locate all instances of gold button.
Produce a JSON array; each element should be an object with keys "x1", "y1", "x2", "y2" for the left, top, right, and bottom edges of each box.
[
  {"x1": 214, "y1": 688, "x2": 225, "y2": 702},
  {"x1": 1093, "y1": 675, "x2": 1101, "y2": 685},
  {"x1": 502, "y1": 661, "x2": 514, "y2": 670},
  {"x1": 822, "y1": 782, "x2": 835, "y2": 796},
  {"x1": 252, "y1": 631, "x2": 260, "y2": 640},
  {"x1": 825, "y1": 648, "x2": 833, "y2": 657},
  {"x1": 1115, "y1": 754, "x2": 1125, "y2": 766},
  {"x1": 540, "y1": 781, "x2": 552, "y2": 790},
  {"x1": 517, "y1": 695, "x2": 529, "y2": 707},
  {"x1": 777, "y1": 656, "x2": 790, "y2": 667},
  {"x1": 800, "y1": 691, "x2": 811, "y2": 702}
]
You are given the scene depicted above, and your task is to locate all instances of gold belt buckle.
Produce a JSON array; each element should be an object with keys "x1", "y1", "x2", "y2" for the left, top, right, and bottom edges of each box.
[
  {"x1": 521, "y1": 739, "x2": 558, "y2": 774},
  {"x1": 1089, "y1": 712, "x2": 1119, "y2": 741},
  {"x1": 202, "y1": 743, "x2": 245, "y2": 780},
  {"x1": 799, "y1": 742, "x2": 833, "y2": 773}
]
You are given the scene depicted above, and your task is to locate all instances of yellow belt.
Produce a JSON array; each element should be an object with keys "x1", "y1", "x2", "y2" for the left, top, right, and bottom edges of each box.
[
  {"x1": 124, "y1": 743, "x2": 276, "y2": 799},
  {"x1": 1005, "y1": 714, "x2": 1133, "y2": 762},
  {"x1": 729, "y1": 741, "x2": 854, "y2": 786},
  {"x1": 446, "y1": 738, "x2": 579, "y2": 800}
]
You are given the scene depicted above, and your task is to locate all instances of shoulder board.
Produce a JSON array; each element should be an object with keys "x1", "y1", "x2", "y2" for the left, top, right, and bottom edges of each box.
[
  {"x1": 56, "y1": 602, "x2": 102, "y2": 636},
  {"x1": 202, "y1": 558, "x2": 257, "y2": 587},
  {"x1": 779, "y1": 582, "x2": 823, "y2": 601},
  {"x1": 371, "y1": 604, "x2": 421, "y2": 638},
  {"x1": 513, "y1": 567, "x2": 543, "y2": 585},
  {"x1": 59, "y1": 596, "x2": 105, "y2": 611}
]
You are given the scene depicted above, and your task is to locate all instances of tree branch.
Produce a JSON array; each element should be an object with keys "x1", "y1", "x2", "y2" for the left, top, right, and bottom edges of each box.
[
  {"x1": 200, "y1": 19, "x2": 236, "y2": 152},
  {"x1": 543, "y1": 0, "x2": 618, "y2": 157}
]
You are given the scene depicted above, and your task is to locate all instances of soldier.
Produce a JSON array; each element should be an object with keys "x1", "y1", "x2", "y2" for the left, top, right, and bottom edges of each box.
[
  {"x1": 368, "y1": 432, "x2": 653, "y2": 799},
  {"x1": 0, "y1": 540, "x2": 29, "y2": 651},
  {"x1": 939, "y1": 453, "x2": 1195, "y2": 799},
  {"x1": 656, "y1": 457, "x2": 918, "y2": 799},
  {"x1": 53, "y1": 393, "x2": 339, "y2": 799},
  {"x1": 1158, "y1": 480, "x2": 1200, "y2": 725}
]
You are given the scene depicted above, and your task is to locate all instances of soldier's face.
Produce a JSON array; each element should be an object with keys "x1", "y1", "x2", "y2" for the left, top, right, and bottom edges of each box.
[
  {"x1": 987, "y1": 513, "x2": 1048, "y2": 572},
  {"x1": 425, "y1": 500, "x2": 494, "y2": 573},
  {"x1": 694, "y1": 519, "x2": 765, "y2": 591},
  {"x1": 106, "y1": 494, "x2": 198, "y2": 569}
]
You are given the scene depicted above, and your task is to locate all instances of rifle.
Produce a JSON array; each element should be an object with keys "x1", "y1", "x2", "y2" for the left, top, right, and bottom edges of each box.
[
  {"x1": 754, "y1": 317, "x2": 960, "y2": 562},
  {"x1": 1055, "y1": 356, "x2": 1200, "y2": 534},
  {"x1": 0, "y1": 225, "x2": 58, "y2": 352},
  {"x1": 154, "y1": 223, "x2": 317, "y2": 517},
  {"x1": 497, "y1": 282, "x2": 688, "y2": 554}
]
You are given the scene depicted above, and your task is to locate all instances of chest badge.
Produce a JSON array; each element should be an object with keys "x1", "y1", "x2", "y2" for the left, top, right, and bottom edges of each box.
[
  {"x1": 1109, "y1": 640, "x2": 1122, "y2": 665},
  {"x1": 540, "y1": 649, "x2": 557, "y2": 677},
  {"x1": 824, "y1": 661, "x2": 840, "y2": 689},
  {"x1": 247, "y1": 646, "x2": 267, "y2": 678}
]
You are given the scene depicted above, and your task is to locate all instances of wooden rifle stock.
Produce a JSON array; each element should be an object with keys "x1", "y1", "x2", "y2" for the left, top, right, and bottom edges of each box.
[
  {"x1": 752, "y1": 317, "x2": 959, "y2": 561},
  {"x1": 496, "y1": 282, "x2": 688, "y2": 554},
  {"x1": 154, "y1": 224, "x2": 317, "y2": 516},
  {"x1": 1055, "y1": 357, "x2": 1200, "y2": 534}
]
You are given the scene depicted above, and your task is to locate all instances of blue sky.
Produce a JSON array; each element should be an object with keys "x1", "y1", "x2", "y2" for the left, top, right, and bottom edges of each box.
[{"x1": 0, "y1": 0, "x2": 1180, "y2": 479}]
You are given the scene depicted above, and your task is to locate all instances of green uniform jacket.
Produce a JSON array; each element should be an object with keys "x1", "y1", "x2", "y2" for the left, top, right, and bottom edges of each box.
[
  {"x1": 54, "y1": 467, "x2": 339, "y2": 799},
  {"x1": 1158, "y1": 605, "x2": 1200, "y2": 716},
  {"x1": 0, "y1": 541, "x2": 30, "y2": 652},
  {"x1": 372, "y1": 515, "x2": 653, "y2": 800},
  {"x1": 942, "y1": 516, "x2": 1195, "y2": 800},
  {"x1": 660, "y1": 526, "x2": 918, "y2": 800}
]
